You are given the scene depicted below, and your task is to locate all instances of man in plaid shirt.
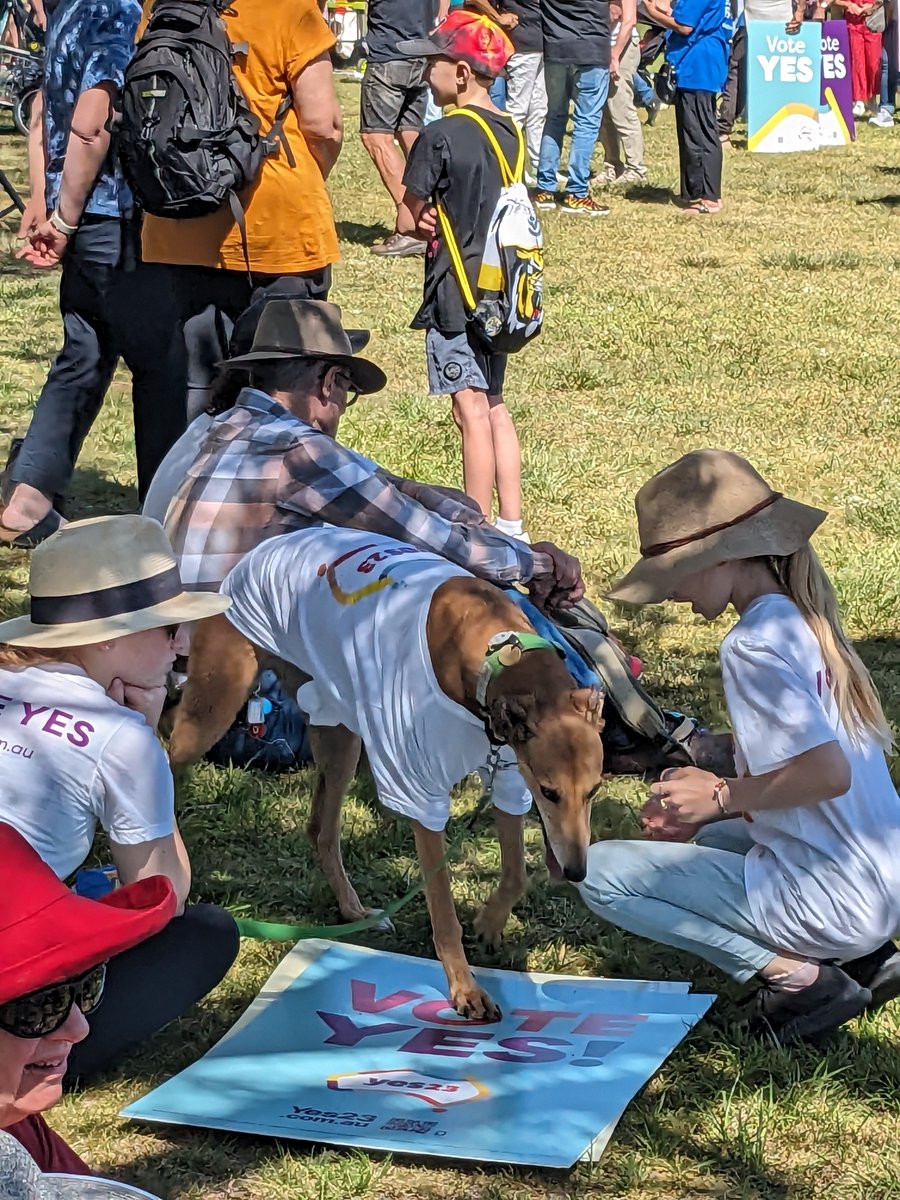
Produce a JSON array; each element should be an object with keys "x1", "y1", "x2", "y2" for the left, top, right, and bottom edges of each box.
[{"x1": 158, "y1": 299, "x2": 583, "y2": 606}]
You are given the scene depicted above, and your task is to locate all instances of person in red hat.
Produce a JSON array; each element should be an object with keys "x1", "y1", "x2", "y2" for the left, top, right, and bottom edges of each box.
[{"x1": 0, "y1": 823, "x2": 176, "y2": 1176}]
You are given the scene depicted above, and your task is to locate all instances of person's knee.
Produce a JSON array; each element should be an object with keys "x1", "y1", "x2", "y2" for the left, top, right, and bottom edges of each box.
[
  {"x1": 361, "y1": 130, "x2": 396, "y2": 159},
  {"x1": 577, "y1": 840, "x2": 652, "y2": 911},
  {"x1": 181, "y1": 903, "x2": 240, "y2": 981},
  {"x1": 451, "y1": 388, "x2": 491, "y2": 428}
]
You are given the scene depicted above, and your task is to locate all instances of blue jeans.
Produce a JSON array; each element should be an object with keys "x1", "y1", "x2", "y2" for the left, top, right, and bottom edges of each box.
[
  {"x1": 491, "y1": 73, "x2": 508, "y2": 108},
  {"x1": 577, "y1": 819, "x2": 779, "y2": 983},
  {"x1": 880, "y1": 19, "x2": 898, "y2": 112},
  {"x1": 633, "y1": 69, "x2": 655, "y2": 109},
  {"x1": 537, "y1": 63, "x2": 610, "y2": 197}
]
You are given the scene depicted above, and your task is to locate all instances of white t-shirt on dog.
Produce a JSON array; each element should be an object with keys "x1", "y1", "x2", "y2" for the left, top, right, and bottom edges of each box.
[
  {"x1": 222, "y1": 527, "x2": 533, "y2": 831},
  {"x1": 0, "y1": 664, "x2": 176, "y2": 879},
  {"x1": 721, "y1": 593, "x2": 900, "y2": 959}
]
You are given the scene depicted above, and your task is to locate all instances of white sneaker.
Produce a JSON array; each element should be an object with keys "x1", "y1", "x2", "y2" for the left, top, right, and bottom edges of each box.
[
  {"x1": 869, "y1": 107, "x2": 895, "y2": 129},
  {"x1": 852, "y1": 101, "x2": 866, "y2": 118}
]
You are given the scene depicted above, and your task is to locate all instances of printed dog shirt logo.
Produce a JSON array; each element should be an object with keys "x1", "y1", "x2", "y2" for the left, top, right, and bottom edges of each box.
[
  {"x1": 317, "y1": 543, "x2": 420, "y2": 607},
  {"x1": 327, "y1": 1068, "x2": 489, "y2": 1112}
]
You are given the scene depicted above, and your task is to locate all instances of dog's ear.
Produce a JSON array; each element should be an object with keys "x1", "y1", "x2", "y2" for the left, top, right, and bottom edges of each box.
[
  {"x1": 570, "y1": 687, "x2": 605, "y2": 730},
  {"x1": 488, "y1": 694, "x2": 539, "y2": 744}
]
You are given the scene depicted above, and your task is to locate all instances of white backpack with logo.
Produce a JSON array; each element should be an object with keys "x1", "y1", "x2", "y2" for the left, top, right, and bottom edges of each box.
[{"x1": 436, "y1": 108, "x2": 544, "y2": 354}]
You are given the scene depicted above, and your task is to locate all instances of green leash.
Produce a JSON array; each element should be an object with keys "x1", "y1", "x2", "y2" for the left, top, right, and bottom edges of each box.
[{"x1": 234, "y1": 767, "x2": 499, "y2": 943}]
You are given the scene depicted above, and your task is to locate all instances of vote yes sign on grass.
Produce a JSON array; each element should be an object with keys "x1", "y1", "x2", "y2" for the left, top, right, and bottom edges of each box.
[
  {"x1": 748, "y1": 22, "x2": 823, "y2": 152},
  {"x1": 122, "y1": 940, "x2": 714, "y2": 1168}
]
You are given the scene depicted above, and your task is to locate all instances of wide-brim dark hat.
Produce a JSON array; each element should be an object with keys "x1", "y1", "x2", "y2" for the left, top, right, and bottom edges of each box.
[{"x1": 221, "y1": 299, "x2": 387, "y2": 396}]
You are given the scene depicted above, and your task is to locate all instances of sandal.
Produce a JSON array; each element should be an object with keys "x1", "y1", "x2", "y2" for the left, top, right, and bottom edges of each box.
[
  {"x1": 0, "y1": 507, "x2": 64, "y2": 549},
  {"x1": 681, "y1": 201, "x2": 723, "y2": 216}
]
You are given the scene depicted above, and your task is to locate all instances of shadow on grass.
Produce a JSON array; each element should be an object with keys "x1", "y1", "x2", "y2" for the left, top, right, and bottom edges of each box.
[
  {"x1": 336, "y1": 220, "x2": 393, "y2": 246},
  {"x1": 621, "y1": 183, "x2": 679, "y2": 206}
]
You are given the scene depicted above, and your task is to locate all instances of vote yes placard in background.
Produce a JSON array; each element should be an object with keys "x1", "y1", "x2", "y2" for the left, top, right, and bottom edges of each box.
[
  {"x1": 122, "y1": 940, "x2": 715, "y2": 1168},
  {"x1": 818, "y1": 21, "x2": 855, "y2": 145},
  {"x1": 748, "y1": 21, "x2": 823, "y2": 152}
]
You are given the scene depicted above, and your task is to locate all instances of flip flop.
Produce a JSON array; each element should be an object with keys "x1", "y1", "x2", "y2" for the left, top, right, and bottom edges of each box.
[
  {"x1": 681, "y1": 202, "x2": 723, "y2": 216},
  {"x1": 0, "y1": 507, "x2": 64, "y2": 549}
]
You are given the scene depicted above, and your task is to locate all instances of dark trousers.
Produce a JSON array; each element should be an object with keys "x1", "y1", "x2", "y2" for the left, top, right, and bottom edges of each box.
[
  {"x1": 119, "y1": 261, "x2": 332, "y2": 438},
  {"x1": 675, "y1": 88, "x2": 723, "y2": 202},
  {"x1": 66, "y1": 903, "x2": 239, "y2": 1085},
  {"x1": 7, "y1": 217, "x2": 152, "y2": 506},
  {"x1": 718, "y1": 22, "x2": 747, "y2": 135}
]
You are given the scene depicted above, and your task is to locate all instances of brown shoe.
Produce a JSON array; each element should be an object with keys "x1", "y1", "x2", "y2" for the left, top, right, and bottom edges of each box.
[{"x1": 370, "y1": 233, "x2": 426, "y2": 257}]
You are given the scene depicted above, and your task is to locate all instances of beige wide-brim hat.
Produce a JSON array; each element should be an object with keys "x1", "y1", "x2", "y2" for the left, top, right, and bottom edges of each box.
[
  {"x1": 0, "y1": 515, "x2": 230, "y2": 648},
  {"x1": 607, "y1": 449, "x2": 828, "y2": 605}
]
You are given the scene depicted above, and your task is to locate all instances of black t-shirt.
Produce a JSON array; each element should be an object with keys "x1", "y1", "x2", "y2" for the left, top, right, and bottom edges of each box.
[
  {"x1": 541, "y1": 0, "x2": 610, "y2": 66},
  {"x1": 498, "y1": 0, "x2": 542, "y2": 53},
  {"x1": 403, "y1": 107, "x2": 520, "y2": 335},
  {"x1": 366, "y1": 0, "x2": 436, "y2": 63}
]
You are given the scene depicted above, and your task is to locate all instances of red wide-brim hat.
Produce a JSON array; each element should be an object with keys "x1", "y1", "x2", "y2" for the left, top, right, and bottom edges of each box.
[{"x1": 0, "y1": 824, "x2": 177, "y2": 1005}]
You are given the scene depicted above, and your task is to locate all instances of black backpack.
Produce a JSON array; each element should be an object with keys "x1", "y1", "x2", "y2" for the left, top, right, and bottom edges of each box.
[{"x1": 118, "y1": 0, "x2": 293, "y2": 263}]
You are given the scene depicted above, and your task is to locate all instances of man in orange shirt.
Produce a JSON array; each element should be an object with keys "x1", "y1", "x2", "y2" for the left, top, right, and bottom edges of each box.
[{"x1": 121, "y1": 0, "x2": 344, "y2": 452}]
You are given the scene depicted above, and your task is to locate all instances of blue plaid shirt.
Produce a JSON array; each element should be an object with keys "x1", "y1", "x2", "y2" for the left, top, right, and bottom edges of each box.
[{"x1": 43, "y1": 0, "x2": 141, "y2": 218}]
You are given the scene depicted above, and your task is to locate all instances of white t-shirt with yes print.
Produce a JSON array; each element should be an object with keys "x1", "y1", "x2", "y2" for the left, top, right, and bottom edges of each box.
[
  {"x1": 0, "y1": 664, "x2": 175, "y2": 879},
  {"x1": 721, "y1": 594, "x2": 900, "y2": 959}
]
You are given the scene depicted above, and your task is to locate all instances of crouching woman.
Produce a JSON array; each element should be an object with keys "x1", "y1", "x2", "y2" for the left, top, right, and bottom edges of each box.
[
  {"x1": 582, "y1": 450, "x2": 900, "y2": 1045},
  {"x1": 0, "y1": 515, "x2": 239, "y2": 1082}
]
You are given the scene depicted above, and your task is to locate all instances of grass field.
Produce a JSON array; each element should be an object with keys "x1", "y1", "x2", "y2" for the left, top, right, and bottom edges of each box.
[{"x1": 2, "y1": 85, "x2": 900, "y2": 1200}]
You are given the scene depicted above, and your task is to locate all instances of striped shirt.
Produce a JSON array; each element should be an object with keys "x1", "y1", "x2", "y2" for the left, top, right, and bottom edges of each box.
[{"x1": 163, "y1": 388, "x2": 550, "y2": 591}]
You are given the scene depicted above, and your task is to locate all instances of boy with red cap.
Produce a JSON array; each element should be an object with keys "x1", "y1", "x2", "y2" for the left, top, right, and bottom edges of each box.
[
  {"x1": 396, "y1": 12, "x2": 529, "y2": 543},
  {"x1": 0, "y1": 823, "x2": 175, "y2": 1177}
]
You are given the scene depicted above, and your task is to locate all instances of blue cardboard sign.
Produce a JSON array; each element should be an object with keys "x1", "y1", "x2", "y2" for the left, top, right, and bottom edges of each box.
[
  {"x1": 748, "y1": 21, "x2": 822, "y2": 152},
  {"x1": 123, "y1": 941, "x2": 714, "y2": 1168}
]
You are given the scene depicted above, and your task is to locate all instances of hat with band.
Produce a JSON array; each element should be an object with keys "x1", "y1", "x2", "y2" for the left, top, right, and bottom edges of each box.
[
  {"x1": 0, "y1": 515, "x2": 230, "y2": 649},
  {"x1": 607, "y1": 449, "x2": 828, "y2": 605},
  {"x1": 396, "y1": 10, "x2": 514, "y2": 78},
  {"x1": 0, "y1": 824, "x2": 176, "y2": 1006}
]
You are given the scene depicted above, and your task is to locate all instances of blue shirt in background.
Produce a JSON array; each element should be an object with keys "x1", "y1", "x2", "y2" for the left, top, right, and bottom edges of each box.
[
  {"x1": 666, "y1": 0, "x2": 733, "y2": 91},
  {"x1": 43, "y1": 0, "x2": 141, "y2": 218}
]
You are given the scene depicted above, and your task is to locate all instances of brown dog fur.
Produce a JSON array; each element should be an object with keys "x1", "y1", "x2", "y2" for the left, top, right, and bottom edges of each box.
[{"x1": 170, "y1": 577, "x2": 604, "y2": 1021}]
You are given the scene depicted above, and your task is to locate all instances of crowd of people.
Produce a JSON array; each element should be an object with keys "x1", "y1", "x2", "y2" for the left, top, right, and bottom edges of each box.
[{"x1": 1, "y1": 0, "x2": 899, "y2": 1192}]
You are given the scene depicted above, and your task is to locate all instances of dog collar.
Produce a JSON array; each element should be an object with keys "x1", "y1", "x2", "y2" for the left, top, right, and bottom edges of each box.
[{"x1": 475, "y1": 630, "x2": 564, "y2": 709}]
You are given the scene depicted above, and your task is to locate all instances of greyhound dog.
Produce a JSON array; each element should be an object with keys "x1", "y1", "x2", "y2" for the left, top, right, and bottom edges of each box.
[{"x1": 169, "y1": 528, "x2": 605, "y2": 1021}]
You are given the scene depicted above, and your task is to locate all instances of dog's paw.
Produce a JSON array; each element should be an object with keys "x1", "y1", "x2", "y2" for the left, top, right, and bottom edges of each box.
[
  {"x1": 451, "y1": 981, "x2": 502, "y2": 1023},
  {"x1": 473, "y1": 905, "x2": 507, "y2": 954}
]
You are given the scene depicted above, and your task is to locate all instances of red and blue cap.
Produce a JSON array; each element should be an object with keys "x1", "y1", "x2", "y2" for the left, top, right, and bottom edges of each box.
[{"x1": 396, "y1": 10, "x2": 514, "y2": 79}]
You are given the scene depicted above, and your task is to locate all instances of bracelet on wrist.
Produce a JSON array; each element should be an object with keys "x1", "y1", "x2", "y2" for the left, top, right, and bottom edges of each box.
[
  {"x1": 49, "y1": 209, "x2": 79, "y2": 237},
  {"x1": 712, "y1": 778, "x2": 730, "y2": 815}
]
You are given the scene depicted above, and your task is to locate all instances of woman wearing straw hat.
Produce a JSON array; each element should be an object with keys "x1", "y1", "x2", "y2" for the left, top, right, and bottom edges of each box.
[
  {"x1": 579, "y1": 450, "x2": 900, "y2": 1046},
  {"x1": 0, "y1": 515, "x2": 239, "y2": 1083},
  {"x1": 0, "y1": 822, "x2": 174, "y2": 1180}
]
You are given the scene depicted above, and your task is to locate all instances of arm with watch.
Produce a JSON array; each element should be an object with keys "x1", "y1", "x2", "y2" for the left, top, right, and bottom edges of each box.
[
  {"x1": 17, "y1": 80, "x2": 118, "y2": 269},
  {"x1": 643, "y1": 740, "x2": 852, "y2": 833}
]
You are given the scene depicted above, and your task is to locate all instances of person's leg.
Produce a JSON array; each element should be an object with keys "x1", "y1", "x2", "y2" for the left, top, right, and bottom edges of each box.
[
  {"x1": 696, "y1": 90, "x2": 723, "y2": 201},
  {"x1": 848, "y1": 21, "x2": 867, "y2": 102},
  {"x1": 66, "y1": 904, "x2": 239, "y2": 1084},
  {"x1": 579, "y1": 838, "x2": 778, "y2": 981},
  {"x1": 484, "y1": 353, "x2": 521, "y2": 526},
  {"x1": 566, "y1": 65, "x2": 610, "y2": 197},
  {"x1": 598, "y1": 86, "x2": 622, "y2": 177},
  {"x1": 4, "y1": 222, "x2": 121, "y2": 533},
  {"x1": 607, "y1": 40, "x2": 646, "y2": 176},
  {"x1": 674, "y1": 89, "x2": 695, "y2": 201},
  {"x1": 491, "y1": 73, "x2": 508, "y2": 108},
  {"x1": 506, "y1": 52, "x2": 546, "y2": 176},
  {"x1": 359, "y1": 61, "x2": 410, "y2": 206},
  {"x1": 537, "y1": 62, "x2": 571, "y2": 193},
  {"x1": 633, "y1": 68, "x2": 655, "y2": 109},
  {"x1": 426, "y1": 328, "x2": 496, "y2": 517},
  {"x1": 865, "y1": 26, "x2": 884, "y2": 104},
  {"x1": 718, "y1": 21, "x2": 746, "y2": 136}
]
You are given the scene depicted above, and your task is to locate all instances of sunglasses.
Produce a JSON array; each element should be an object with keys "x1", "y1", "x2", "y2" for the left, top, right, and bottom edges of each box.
[
  {"x1": 0, "y1": 963, "x2": 106, "y2": 1039},
  {"x1": 328, "y1": 366, "x2": 359, "y2": 408}
]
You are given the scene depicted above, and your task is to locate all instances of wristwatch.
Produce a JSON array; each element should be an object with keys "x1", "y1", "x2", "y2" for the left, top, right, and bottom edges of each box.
[{"x1": 49, "y1": 209, "x2": 79, "y2": 237}]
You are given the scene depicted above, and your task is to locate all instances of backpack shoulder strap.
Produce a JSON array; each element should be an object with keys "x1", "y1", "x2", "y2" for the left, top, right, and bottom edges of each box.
[{"x1": 447, "y1": 107, "x2": 526, "y2": 185}]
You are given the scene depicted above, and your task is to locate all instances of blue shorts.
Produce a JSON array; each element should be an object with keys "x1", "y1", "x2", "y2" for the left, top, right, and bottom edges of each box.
[{"x1": 425, "y1": 328, "x2": 508, "y2": 398}]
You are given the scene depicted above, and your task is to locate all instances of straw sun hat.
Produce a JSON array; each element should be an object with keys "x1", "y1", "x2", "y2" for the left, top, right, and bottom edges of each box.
[
  {"x1": 0, "y1": 515, "x2": 229, "y2": 648},
  {"x1": 607, "y1": 450, "x2": 828, "y2": 605}
]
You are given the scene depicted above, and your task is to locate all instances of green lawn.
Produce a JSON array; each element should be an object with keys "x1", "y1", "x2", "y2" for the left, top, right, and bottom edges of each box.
[{"x1": 1, "y1": 86, "x2": 900, "y2": 1200}]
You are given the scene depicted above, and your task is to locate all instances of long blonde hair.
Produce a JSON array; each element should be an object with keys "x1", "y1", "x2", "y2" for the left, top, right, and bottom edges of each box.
[
  {"x1": 768, "y1": 545, "x2": 893, "y2": 751},
  {"x1": 0, "y1": 645, "x2": 70, "y2": 669}
]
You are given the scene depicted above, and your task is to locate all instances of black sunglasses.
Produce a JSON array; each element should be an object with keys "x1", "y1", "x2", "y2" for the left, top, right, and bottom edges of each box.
[
  {"x1": 0, "y1": 962, "x2": 107, "y2": 1039},
  {"x1": 325, "y1": 365, "x2": 359, "y2": 408}
]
